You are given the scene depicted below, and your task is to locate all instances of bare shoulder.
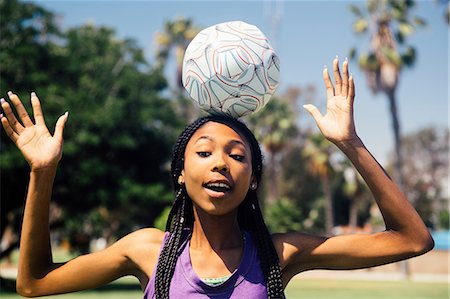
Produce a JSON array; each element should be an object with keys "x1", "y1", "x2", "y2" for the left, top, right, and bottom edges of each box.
[
  {"x1": 272, "y1": 232, "x2": 327, "y2": 269},
  {"x1": 117, "y1": 228, "x2": 166, "y2": 287},
  {"x1": 119, "y1": 227, "x2": 166, "y2": 247}
]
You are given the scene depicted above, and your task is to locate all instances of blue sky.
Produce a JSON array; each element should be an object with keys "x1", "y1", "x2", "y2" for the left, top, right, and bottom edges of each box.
[{"x1": 34, "y1": 0, "x2": 448, "y2": 164}]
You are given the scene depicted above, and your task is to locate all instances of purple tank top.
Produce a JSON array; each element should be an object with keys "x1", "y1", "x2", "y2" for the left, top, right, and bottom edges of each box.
[{"x1": 143, "y1": 230, "x2": 267, "y2": 298}]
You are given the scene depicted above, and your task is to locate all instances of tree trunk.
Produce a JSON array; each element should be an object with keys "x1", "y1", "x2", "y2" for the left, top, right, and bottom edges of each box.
[
  {"x1": 386, "y1": 89, "x2": 410, "y2": 278},
  {"x1": 323, "y1": 173, "x2": 334, "y2": 236},
  {"x1": 387, "y1": 90, "x2": 405, "y2": 191}
]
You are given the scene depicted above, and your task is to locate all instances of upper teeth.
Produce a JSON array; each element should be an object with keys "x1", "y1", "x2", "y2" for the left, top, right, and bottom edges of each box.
[{"x1": 206, "y1": 182, "x2": 230, "y2": 189}]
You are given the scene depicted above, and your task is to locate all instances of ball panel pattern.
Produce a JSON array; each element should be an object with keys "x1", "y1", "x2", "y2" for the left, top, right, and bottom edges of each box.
[{"x1": 182, "y1": 21, "x2": 280, "y2": 118}]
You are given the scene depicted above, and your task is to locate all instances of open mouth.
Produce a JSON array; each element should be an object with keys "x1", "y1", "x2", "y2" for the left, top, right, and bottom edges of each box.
[{"x1": 204, "y1": 182, "x2": 232, "y2": 193}]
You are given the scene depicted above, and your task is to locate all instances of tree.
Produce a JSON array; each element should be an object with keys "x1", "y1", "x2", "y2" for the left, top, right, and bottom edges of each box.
[
  {"x1": 154, "y1": 17, "x2": 200, "y2": 121},
  {"x1": 264, "y1": 197, "x2": 302, "y2": 233},
  {"x1": 1, "y1": 1, "x2": 182, "y2": 255},
  {"x1": 247, "y1": 96, "x2": 297, "y2": 203},
  {"x1": 302, "y1": 134, "x2": 338, "y2": 236},
  {"x1": 340, "y1": 160, "x2": 372, "y2": 232},
  {"x1": 390, "y1": 127, "x2": 449, "y2": 230},
  {"x1": 436, "y1": 0, "x2": 450, "y2": 24},
  {"x1": 48, "y1": 24, "x2": 181, "y2": 252},
  {"x1": 349, "y1": 0, "x2": 426, "y2": 196},
  {"x1": 279, "y1": 143, "x2": 325, "y2": 233},
  {"x1": 0, "y1": 0, "x2": 60, "y2": 260},
  {"x1": 154, "y1": 17, "x2": 199, "y2": 89}
]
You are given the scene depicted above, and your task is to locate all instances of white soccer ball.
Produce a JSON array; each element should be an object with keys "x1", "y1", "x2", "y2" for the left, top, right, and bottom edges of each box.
[{"x1": 182, "y1": 21, "x2": 280, "y2": 118}]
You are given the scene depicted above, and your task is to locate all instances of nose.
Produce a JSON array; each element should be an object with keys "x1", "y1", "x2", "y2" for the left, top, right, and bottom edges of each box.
[{"x1": 212, "y1": 156, "x2": 228, "y2": 172}]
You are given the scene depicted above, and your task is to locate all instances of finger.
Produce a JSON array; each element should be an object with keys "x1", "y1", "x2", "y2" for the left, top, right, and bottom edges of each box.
[
  {"x1": 0, "y1": 113, "x2": 19, "y2": 143},
  {"x1": 333, "y1": 56, "x2": 342, "y2": 95},
  {"x1": 303, "y1": 104, "x2": 323, "y2": 123},
  {"x1": 1, "y1": 97, "x2": 24, "y2": 134},
  {"x1": 8, "y1": 91, "x2": 33, "y2": 127},
  {"x1": 31, "y1": 92, "x2": 45, "y2": 125},
  {"x1": 342, "y1": 58, "x2": 349, "y2": 97},
  {"x1": 323, "y1": 66, "x2": 334, "y2": 99},
  {"x1": 54, "y1": 112, "x2": 69, "y2": 142},
  {"x1": 348, "y1": 75, "x2": 355, "y2": 105}
]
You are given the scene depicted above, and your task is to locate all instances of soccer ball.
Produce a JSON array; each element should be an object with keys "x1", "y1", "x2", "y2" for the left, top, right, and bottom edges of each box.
[{"x1": 182, "y1": 21, "x2": 280, "y2": 118}]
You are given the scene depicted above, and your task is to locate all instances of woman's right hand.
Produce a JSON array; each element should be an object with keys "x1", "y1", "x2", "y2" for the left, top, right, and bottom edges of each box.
[{"x1": 1, "y1": 91, "x2": 68, "y2": 171}]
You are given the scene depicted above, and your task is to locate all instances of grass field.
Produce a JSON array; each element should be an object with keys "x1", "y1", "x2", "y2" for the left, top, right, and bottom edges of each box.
[{"x1": 1, "y1": 277, "x2": 448, "y2": 299}]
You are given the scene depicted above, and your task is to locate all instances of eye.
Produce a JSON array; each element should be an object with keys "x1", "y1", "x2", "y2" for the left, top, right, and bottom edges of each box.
[
  {"x1": 197, "y1": 151, "x2": 211, "y2": 158},
  {"x1": 230, "y1": 154, "x2": 245, "y2": 162}
]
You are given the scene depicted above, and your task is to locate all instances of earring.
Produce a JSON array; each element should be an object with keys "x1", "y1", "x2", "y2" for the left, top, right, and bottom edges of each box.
[
  {"x1": 250, "y1": 181, "x2": 257, "y2": 190},
  {"x1": 178, "y1": 176, "x2": 184, "y2": 185}
]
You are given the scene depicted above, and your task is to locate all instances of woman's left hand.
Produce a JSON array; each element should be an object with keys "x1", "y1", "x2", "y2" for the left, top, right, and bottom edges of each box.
[{"x1": 303, "y1": 57, "x2": 359, "y2": 145}]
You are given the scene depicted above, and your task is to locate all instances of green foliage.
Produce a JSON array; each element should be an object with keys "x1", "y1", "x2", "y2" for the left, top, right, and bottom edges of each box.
[
  {"x1": 392, "y1": 127, "x2": 449, "y2": 230},
  {"x1": 264, "y1": 197, "x2": 302, "y2": 233},
  {"x1": 153, "y1": 206, "x2": 172, "y2": 231},
  {"x1": 381, "y1": 46, "x2": 402, "y2": 66},
  {"x1": 400, "y1": 46, "x2": 416, "y2": 67},
  {"x1": 348, "y1": 0, "x2": 425, "y2": 86},
  {"x1": 0, "y1": 0, "x2": 183, "y2": 253},
  {"x1": 439, "y1": 210, "x2": 449, "y2": 230},
  {"x1": 248, "y1": 97, "x2": 297, "y2": 154},
  {"x1": 349, "y1": 5, "x2": 364, "y2": 17},
  {"x1": 353, "y1": 19, "x2": 368, "y2": 34},
  {"x1": 358, "y1": 53, "x2": 379, "y2": 72},
  {"x1": 279, "y1": 143, "x2": 326, "y2": 233}
]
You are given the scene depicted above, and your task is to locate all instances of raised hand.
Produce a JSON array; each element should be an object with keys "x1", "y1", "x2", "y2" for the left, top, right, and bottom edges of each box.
[
  {"x1": 303, "y1": 57, "x2": 358, "y2": 145},
  {"x1": 0, "y1": 92, "x2": 68, "y2": 171}
]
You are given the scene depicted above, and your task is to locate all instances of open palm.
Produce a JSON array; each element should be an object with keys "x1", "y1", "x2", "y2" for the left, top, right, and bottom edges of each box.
[
  {"x1": 1, "y1": 92, "x2": 68, "y2": 170},
  {"x1": 303, "y1": 58, "x2": 358, "y2": 145}
]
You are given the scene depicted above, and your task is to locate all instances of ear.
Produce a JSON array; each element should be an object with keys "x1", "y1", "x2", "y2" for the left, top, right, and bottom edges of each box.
[
  {"x1": 178, "y1": 170, "x2": 185, "y2": 185},
  {"x1": 250, "y1": 176, "x2": 258, "y2": 190}
]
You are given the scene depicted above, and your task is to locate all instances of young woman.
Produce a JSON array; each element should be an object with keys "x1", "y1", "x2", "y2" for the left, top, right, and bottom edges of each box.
[{"x1": 1, "y1": 58, "x2": 433, "y2": 298}]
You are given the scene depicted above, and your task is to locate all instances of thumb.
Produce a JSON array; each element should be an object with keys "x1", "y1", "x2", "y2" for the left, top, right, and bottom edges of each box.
[
  {"x1": 54, "y1": 111, "x2": 69, "y2": 141},
  {"x1": 303, "y1": 104, "x2": 323, "y2": 122}
]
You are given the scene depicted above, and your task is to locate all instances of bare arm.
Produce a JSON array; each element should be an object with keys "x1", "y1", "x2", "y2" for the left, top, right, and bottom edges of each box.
[
  {"x1": 1, "y1": 92, "x2": 162, "y2": 296},
  {"x1": 274, "y1": 58, "x2": 434, "y2": 281},
  {"x1": 16, "y1": 168, "x2": 137, "y2": 296}
]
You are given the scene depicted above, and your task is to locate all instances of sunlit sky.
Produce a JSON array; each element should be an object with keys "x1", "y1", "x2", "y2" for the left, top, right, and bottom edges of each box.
[{"x1": 33, "y1": 0, "x2": 448, "y2": 165}]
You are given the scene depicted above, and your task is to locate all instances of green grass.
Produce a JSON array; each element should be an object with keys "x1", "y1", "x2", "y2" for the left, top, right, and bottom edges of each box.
[
  {"x1": 0, "y1": 278, "x2": 447, "y2": 299},
  {"x1": 284, "y1": 279, "x2": 448, "y2": 299}
]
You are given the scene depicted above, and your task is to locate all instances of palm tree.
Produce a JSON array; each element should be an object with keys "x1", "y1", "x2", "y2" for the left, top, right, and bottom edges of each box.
[
  {"x1": 303, "y1": 134, "x2": 337, "y2": 236},
  {"x1": 342, "y1": 161, "x2": 371, "y2": 232},
  {"x1": 349, "y1": 0, "x2": 425, "y2": 199},
  {"x1": 154, "y1": 17, "x2": 200, "y2": 120},
  {"x1": 248, "y1": 97, "x2": 297, "y2": 204},
  {"x1": 436, "y1": 0, "x2": 450, "y2": 24},
  {"x1": 349, "y1": 0, "x2": 427, "y2": 277},
  {"x1": 154, "y1": 17, "x2": 199, "y2": 89}
]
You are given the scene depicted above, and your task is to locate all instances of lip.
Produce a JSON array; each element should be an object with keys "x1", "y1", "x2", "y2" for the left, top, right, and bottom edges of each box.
[
  {"x1": 203, "y1": 179, "x2": 233, "y2": 188},
  {"x1": 203, "y1": 179, "x2": 233, "y2": 199},
  {"x1": 203, "y1": 186, "x2": 230, "y2": 199}
]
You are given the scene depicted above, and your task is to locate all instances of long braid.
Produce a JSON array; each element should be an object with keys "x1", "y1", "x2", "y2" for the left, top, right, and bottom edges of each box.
[
  {"x1": 155, "y1": 118, "x2": 210, "y2": 298},
  {"x1": 249, "y1": 193, "x2": 284, "y2": 298},
  {"x1": 234, "y1": 121, "x2": 285, "y2": 298},
  {"x1": 238, "y1": 192, "x2": 285, "y2": 298},
  {"x1": 155, "y1": 114, "x2": 285, "y2": 298}
]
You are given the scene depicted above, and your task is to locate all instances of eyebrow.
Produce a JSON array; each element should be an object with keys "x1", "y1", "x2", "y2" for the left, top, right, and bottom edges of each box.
[{"x1": 194, "y1": 135, "x2": 246, "y2": 148}]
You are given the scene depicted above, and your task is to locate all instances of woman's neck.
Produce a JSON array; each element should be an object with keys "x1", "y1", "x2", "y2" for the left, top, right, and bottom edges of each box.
[{"x1": 190, "y1": 205, "x2": 243, "y2": 252}]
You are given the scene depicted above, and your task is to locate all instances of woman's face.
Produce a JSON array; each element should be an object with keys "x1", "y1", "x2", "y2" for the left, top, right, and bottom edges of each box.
[{"x1": 180, "y1": 121, "x2": 254, "y2": 216}]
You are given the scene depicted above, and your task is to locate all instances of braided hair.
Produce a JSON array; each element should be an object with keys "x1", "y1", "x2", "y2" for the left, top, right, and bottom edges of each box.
[{"x1": 155, "y1": 114, "x2": 285, "y2": 298}]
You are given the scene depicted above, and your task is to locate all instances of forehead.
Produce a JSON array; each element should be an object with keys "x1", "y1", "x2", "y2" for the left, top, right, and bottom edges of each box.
[{"x1": 188, "y1": 121, "x2": 251, "y2": 149}]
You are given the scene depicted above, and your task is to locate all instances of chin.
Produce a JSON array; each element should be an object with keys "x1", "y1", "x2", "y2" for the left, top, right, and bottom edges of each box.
[{"x1": 193, "y1": 200, "x2": 241, "y2": 217}]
